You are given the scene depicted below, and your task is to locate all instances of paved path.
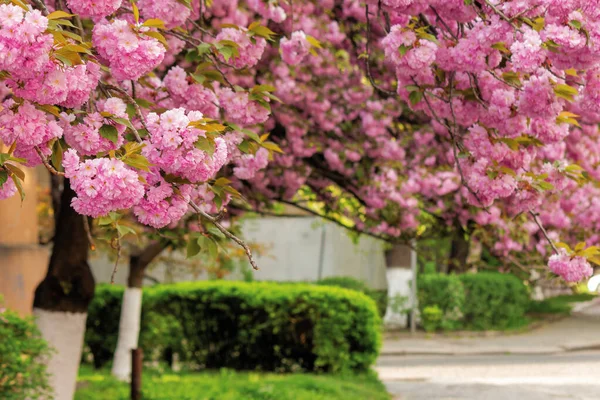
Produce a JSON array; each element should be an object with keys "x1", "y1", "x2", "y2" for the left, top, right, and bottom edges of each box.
[
  {"x1": 377, "y1": 299, "x2": 600, "y2": 399},
  {"x1": 377, "y1": 351, "x2": 600, "y2": 400},
  {"x1": 382, "y1": 298, "x2": 600, "y2": 356}
]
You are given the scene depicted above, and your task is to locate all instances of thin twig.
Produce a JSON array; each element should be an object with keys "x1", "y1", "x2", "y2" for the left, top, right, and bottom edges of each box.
[
  {"x1": 365, "y1": 6, "x2": 397, "y2": 97},
  {"x1": 189, "y1": 200, "x2": 259, "y2": 270},
  {"x1": 530, "y1": 211, "x2": 559, "y2": 254},
  {"x1": 110, "y1": 235, "x2": 122, "y2": 284},
  {"x1": 83, "y1": 216, "x2": 96, "y2": 251},
  {"x1": 31, "y1": 0, "x2": 49, "y2": 15},
  {"x1": 429, "y1": 6, "x2": 458, "y2": 41},
  {"x1": 101, "y1": 83, "x2": 145, "y2": 142},
  {"x1": 186, "y1": 18, "x2": 215, "y2": 38},
  {"x1": 35, "y1": 147, "x2": 65, "y2": 176}
]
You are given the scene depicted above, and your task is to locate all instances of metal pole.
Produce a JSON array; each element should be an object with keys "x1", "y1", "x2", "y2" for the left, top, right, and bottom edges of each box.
[
  {"x1": 131, "y1": 348, "x2": 143, "y2": 400},
  {"x1": 410, "y1": 240, "x2": 417, "y2": 334}
]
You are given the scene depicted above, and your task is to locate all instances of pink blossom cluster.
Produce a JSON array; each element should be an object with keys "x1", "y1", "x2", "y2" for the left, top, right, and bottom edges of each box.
[
  {"x1": 137, "y1": 0, "x2": 191, "y2": 29},
  {"x1": 134, "y1": 173, "x2": 191, "y2": 228},
  {"x1": 61, "y1": 98, "x2": 128, "y2": 156},
  {"x1": 142, "y1": 108, "x2": 228, "y2": 183},
  {"x1": 218, "y1": 88, "x2": 270, "y2": 126},
  {"x1": 66, "y1": 0, "x2": 122, "y2": 19},
  {"x1": 548, "y1": 249, "x2": 594, "y2": 282},
  {"x1": 0, "y1": 6, "x2": 51, "y2": 81},
  {"x1": 163, "y1": 67, "x2": 220, "y2": 118},
  {"x1": 214, "y1": 28, "x2": 266, "y2": 69},
  {"x1": 63, "y1": 149, "x2": 145, "y2": 218},
  {"x1": 234, "y1": 147, "x2": 269, "y2": 179},
  {"x1": 11, "y1": 62, "x2": 101, "y2": 108},
  {"x1": 0, "y1": 178, "x2": 16, "y2": 200},
  {"x1": 93, "y1": 19, "x2": 166, "y2": 81},
  {"x1": 280, "y1": 31, "x2": 310, "y2": 66},
  {"x1": 247, "y1": 0, "x2": 287, "y2": 23},
  {"x1": 0, "y1": 101, "x2": 63, "y2": 166}
]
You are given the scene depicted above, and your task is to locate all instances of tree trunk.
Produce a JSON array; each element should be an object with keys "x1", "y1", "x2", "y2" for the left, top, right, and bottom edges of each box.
[
  {"x1": 448, "y1": 221, "x2": 469, "y2": 274},
  {"x1": 384, "y1": 243, "x2": 413, "y2": 329},
  {"x1": 111, "y1": 241, "x2": 165, "y2": 381},
  {"x1": 33, "y1": 180, "x2": 95, "y2": 400}
]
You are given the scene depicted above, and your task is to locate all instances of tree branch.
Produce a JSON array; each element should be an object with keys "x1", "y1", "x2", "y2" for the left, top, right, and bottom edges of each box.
[{"x1": 189, "y1": 200, "x2": 259, "y2": 270}]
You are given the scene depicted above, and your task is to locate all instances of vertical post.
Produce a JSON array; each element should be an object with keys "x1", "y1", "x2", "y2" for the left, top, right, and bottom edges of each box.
[
  {"x1": 410, "y1": 240, "x2": 418, "y2": 334},
  {"x1": 131, "y1": 348, "x2": 143, "y2": 400}
]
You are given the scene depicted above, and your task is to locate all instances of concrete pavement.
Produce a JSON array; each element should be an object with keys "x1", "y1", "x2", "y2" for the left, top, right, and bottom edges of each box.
[
  {"x1": 382, "y1": 297, "x2": 600, "y2": 356},
  {"x1": 377, "y1": 351, "x2": 600, "y2": 400}
]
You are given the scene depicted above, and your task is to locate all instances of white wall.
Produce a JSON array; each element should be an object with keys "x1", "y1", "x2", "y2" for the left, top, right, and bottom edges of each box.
[{"x1": 90, "y1": 217, "x2": 388, "y2": 289}]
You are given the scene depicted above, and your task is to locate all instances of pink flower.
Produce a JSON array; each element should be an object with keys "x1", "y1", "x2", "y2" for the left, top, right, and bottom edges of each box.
[
  {"x1": 280, "y1": 31, "x2": 311, "y2": 66},
  {"x1": 548, "y1": 248, "x2": 593, "y2": 282}
]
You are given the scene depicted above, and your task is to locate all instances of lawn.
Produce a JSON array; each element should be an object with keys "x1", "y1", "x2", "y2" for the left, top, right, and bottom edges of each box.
[{"x1": 75, "y1": 366, "x2": 391, "y2": 400}]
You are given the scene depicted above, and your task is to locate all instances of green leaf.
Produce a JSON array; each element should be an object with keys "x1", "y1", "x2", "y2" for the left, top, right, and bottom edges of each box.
[
  {"x1": 142, "y1": 18, "x2": 166, "y2": 29},
  {"x1": 491, "y1": 42, "x2": 511, "y2": 54},
  {"x1": 123, "y1": 154, "x2": 151, "y2": 171},
  {"x1": 554, "y1": 84, "x2": 579, "y2": 102},
  {"x1": 52, "y1": 140, "x2": 64, "y2": 172},
  {"x1": 11, "y1": 175, "x2": 24, "y2": 202},
  {"x1": 262, "y1": 141, "x2": 283, "y2": 153},
  {"x1": 206, "y1": 237, "x2": 218, "y2": 259},
  {"x1": 99, "y1": 124, "x2": 119, "y2": 145},
  {"x1": 186, "y1": 236, "x2": 201, "y2": 258},
  {"x1": 214, "y1": 177, "x2": 232, "y2": 186},
  {"x1": 47, "y1": 10, "x2": 74, "y2": 19},
  {"x1": 0, "y1": 170, "x2": 7, "y2": 187},
  {"x1": 116, "y1": 224, "x2": 137, "y2": 238},
  {"x1": 409, "y1": 90, "x2": 423, "y2": 105},
  {"x1": 5, "y1": 163, "x2": 25, "y2": 181},
  {"x1": 398, "y1": 44, "x2": 410, "y2": 56},
  {"x1": 194, "y1": 136, "x2": 215, "y2": 156},
  {"x1": 568, "y1": 20, "x2": 582, "y2": 30}
]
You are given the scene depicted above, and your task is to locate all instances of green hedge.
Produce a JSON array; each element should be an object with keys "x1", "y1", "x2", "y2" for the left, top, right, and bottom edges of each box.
[
  {"x1": 0, "y1": 309, "x2": 51, "y2": 400},
  {"x1": 316, "y1": 276, "x2": 388, "y2": 318},
  {"x1": 417, "y1": 274, "x2": 465, "y2": 331},
  {"x1": 417, "y1": 272, "x2": 529, "y2": 331},
  {"x1": 460, "y1": 272, "x2": 529, "y2": 330},
  {"x1": 85, "y1": 281, "x2": 381, "y2": 373}
]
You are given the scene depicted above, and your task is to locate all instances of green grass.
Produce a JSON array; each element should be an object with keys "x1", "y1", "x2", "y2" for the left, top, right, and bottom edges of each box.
[
  {"x1": 527, "y1": 293, "x2": 596, "y2": 316},
  {"x1": 75, "y1": 366, "x2": 390, "y2": 400}
]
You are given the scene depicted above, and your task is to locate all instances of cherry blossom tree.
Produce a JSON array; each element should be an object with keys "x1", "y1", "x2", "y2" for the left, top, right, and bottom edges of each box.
[{"x1": 3, "y1": 0, "x2": 600, "y2": 398}]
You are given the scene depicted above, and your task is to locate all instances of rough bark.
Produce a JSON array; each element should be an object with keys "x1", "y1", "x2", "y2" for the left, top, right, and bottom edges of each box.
[
  {"x1": 33, "y1": 179, "x2": 95, "y2": 400},
  {"x1": 447, "y1": 221, "x2": 470, "y2": 274},
  {"x1": 33, "y1": 179, "x2": 95, "y2": 313},
  {"x1": 128, "y1": 241, "x2": 166, "y2": 288}
]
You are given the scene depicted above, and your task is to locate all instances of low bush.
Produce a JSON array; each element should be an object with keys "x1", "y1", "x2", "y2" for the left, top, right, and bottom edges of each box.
[
  {"x1": 459, "y1": 272, "x2": 530, "y2": 330},
  {"x1": 86, "y1": 281, "x2": 381, "y2": 373},
  {"x1": 528, "y1": 293, "x2": 596, "y2": 315},
  {"x1": 75, "y1": 367, "x2": 391, "y2": 400},
  {"x1": 0, "y1": 309, "x2": 51, "y2": 400},
  {"x1": 417, "y1": 272, "x2": 530, "y2": 331},
  {"x1": 417, "y1": 273, "x2": 465, "y2": 331},
  {"x1": 316, "y1": 276, "x2": 388, "y2": 318}
]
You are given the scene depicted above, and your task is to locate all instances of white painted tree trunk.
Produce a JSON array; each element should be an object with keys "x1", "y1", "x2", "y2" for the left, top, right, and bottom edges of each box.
[
  {"x1": 111, "y1": 287, "x2": 143, "y2": 381},
  {"x1": 384, "y1": 267, "x2": 413, "y2": 328},
  {"x1": 34, "y1": 308, "x2": 87, "y2": 400}
]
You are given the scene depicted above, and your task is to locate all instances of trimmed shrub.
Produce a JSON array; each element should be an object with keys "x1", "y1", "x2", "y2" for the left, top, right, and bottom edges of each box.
[
  {"x1": 86, "y1": 281, "x2": 381, "y2": 373},
  {"x1": 417, "y1": 273, "x2": 465, "y2": 331},
  {"x1": 417, "y1": 272, "x2": 530, "y2": 331},
  {"x1": 459, "y1": 272, "x2": 529, "y2": 330},
  {"x1": 0, "y1": 309, "x2": 51, "y2": 400},
  {"x1": 316, "y1": 276, "x2": 388, "y2": 318}
]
